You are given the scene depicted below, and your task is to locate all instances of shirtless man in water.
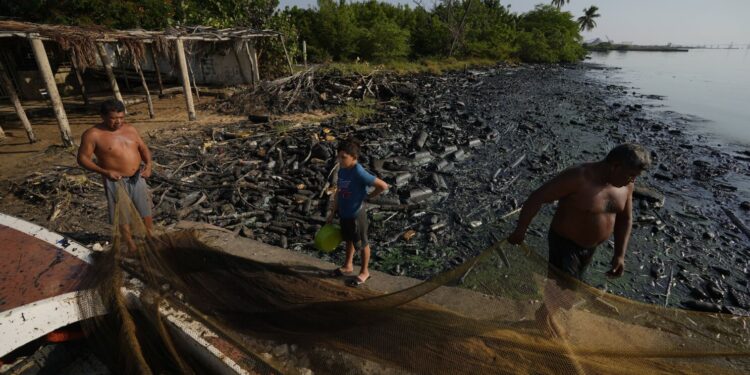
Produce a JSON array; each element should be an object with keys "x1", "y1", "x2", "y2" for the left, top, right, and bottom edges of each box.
[
  {"x1": 77, "y1": 99, "x2": 153, "y2": 251},
  {"x1": 508, "y1": 144, "x2": 651, "y2": 333}
]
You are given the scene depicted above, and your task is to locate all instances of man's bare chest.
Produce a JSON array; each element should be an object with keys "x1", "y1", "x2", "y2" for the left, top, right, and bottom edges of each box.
[
  {"x1": 564, "y1": 186, "x2": 627, "y2": 214},
  {"x1": 96, "y1": 133, "x2": 138, "y2": 154}
]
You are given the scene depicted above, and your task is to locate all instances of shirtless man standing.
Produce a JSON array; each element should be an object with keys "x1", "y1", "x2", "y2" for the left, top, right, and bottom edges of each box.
[
  {"x1": 77, "y1": 99, "x2": 153, "y2": 251},
  {"x1": 507, "y1": 144, "x2": 651, "y2": 333}
]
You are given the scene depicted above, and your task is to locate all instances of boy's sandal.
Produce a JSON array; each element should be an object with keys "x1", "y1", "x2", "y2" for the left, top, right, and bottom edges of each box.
[
  {"x1": 346, "y1": 275, "x2": 370, "y2": 287},
  {"x1": 330, "y1": 268, "x2": 347, "y2": 277}
]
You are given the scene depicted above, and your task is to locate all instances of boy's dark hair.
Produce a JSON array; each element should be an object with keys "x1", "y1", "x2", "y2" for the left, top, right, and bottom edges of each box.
[
  {"x1": 605, "y1": 143, "x2": 652, "y2": 170},
  {"x1": 337, "y1": 137, "x2": 362, "y2": 159},
  {"x1": 100, "y1": 99, "x2": 125, "y2": 116}
]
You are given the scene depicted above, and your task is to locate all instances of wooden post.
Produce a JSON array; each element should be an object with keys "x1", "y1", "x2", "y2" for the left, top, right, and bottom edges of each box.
[
  {"x1": 187, "y1": 58, "x2": 200, "y2": 100},
  {"x1": 279, "y1": 35, "x2": 293, "y2": 75},
  {"x1": 175, "y1": 38, "x2": 196, "y2": 121},
  {"x1": 69, "y1": 50, "x2": 89, "y2": 105},
  {"x1": 0, "y1": 59, "x2": 36, "y2": 143},
  {"x1": 29, "y1": 38, "x2": 74, "y2": 147},
  {"x1": 114, "y1": 45, "x2": 130, "y2": 90},
  {"x1": 149, "y1": 45, "x2": 164, "y2": 96},
  {"x1": 132, "y1": 57, "x2": 155, "y2": 119},
  {"x1": 232, "y1": 40, "x2": 254, "y2": 85},
  {"x1": 96, "y1": 42, "x2": 126, "y2": 112},
  {"x1": 245, "y1": 41, "x2": 260, "y2": 83},
  {"x1": 302, "y1": 40, "x2": 307, "y2": 68}
]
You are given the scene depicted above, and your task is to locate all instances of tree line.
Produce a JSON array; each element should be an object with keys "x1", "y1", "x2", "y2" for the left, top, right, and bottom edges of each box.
[{"x1": 1, "y1": 0, "x2": 601, "y2": 64}]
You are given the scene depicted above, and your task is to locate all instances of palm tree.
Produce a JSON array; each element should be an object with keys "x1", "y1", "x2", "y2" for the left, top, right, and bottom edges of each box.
[
  {"x1": 577, "y1": 6, "x2": 601, "y2": 32},
  {"x1": 551, "y1": 0, "x2": 570, "y2": 9}
]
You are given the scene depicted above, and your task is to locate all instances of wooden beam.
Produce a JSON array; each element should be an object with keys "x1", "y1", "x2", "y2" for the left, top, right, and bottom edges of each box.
[
  {"x1": 245, "y1": 41, "x2": 260, "y2": 84},
  {"x1": 302, "y1": 40, "x2": 307, "y2": 68},
  {"x1": 113, "y1": 45, "x2": 131, "y2": 90},
  {"x1": 0, "y1": 59, "x2": 36, "y2": 143},
  {"x1": 149, "y1": 45, "x2": 164, "y2": 96},
  {"x1": 132, "y1": 57, "x2": 155, "y2": 119},
  {"x1": 29, "y1": 38, "x2": 74, "y2": 147},
  {"x1": 279, "y1": 35, "x2": 293, "y2": 75},
  {"x1": 187, "y1": 58, "x2": 200, "y2": 100},
  {"x1": 96, "y1": 42, "x2": 126, "y2": 112},
  {"x1": 175, "y1": 38, "x2": 196, "y2": 121},
  {"x1": 68, "y1": 50, "x2": 89, "y2": 105},
  {"x1": 233, "y1": 40, "x2": 254, "y2": 85}
]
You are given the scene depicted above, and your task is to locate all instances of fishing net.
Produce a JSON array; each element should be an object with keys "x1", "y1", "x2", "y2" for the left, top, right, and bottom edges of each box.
[{"x1": 77, "y1": 182, "x2": 750, "y2": 374}]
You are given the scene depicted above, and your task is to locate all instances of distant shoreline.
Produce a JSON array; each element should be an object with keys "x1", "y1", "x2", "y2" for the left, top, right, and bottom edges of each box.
[{"x1": 586, "y1": 44, "x2": 689, "y2": 52}]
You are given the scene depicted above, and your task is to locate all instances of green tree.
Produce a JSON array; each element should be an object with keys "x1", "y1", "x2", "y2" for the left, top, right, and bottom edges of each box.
[
  {"x1": 516, "y1": 4, "x2": 585, "y2": 62},
  {"x1": 313, "y1": 0, "x2": 361, "y2": 61},
  {"x1": 577, "y1": 6, "x2": 600, "y2": 32},
  {"x1": 0, "y1": 0, "x2": 174, "y2": 29}
]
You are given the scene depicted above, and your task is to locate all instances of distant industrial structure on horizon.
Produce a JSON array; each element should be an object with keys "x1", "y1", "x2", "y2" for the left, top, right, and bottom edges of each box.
[{"x1": 585, "y1": 38, "x2": 750, "y2": 51}]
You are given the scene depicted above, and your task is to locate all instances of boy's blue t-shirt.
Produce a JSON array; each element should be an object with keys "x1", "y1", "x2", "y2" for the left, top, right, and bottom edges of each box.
[{"x1": 337, "y1": 163, "x2": 376, "y2": 219}]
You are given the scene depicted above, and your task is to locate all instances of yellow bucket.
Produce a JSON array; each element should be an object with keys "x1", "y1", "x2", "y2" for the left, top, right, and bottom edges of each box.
[{"x1": 314, "y1": 224, "x2": 343, "y2": 253}]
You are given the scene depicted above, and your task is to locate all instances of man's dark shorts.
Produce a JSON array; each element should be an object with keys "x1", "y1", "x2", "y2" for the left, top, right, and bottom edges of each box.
[
  {"x1": 547, "y1": 229, "x2": 597, "y2": 285},
  {"x1": 104, "y1": 170, "x2": 152, "y2": 224},
  {"x1": 341, "y1": 207, "x2": 368, "y2": 250}
]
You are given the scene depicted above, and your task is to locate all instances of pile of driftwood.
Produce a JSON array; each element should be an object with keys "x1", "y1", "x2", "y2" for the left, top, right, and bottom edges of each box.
[{"x1": 215, "y1": 67, "x2": 418, "y2": 115}]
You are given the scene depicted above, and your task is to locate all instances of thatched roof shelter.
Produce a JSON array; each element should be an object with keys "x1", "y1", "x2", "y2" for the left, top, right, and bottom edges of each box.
[{"x1": 0, "y1": 21, "x2": 290, "y2": 146}]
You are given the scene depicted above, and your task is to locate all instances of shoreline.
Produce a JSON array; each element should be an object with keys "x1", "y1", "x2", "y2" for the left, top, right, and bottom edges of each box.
[{"x1": 2, "y1": 62, "x2": 749, "y2": 315}]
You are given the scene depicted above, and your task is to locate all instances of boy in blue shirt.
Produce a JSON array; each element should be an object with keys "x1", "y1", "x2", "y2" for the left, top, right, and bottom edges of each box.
[{"x1": 327, "y1": 138, "x2": 389, "y2": 287}]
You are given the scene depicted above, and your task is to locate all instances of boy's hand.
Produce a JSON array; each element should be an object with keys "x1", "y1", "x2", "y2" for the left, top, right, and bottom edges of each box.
[
  {"x1": 326, "y1": 213, "x2": 334, "y2": 224},
  {"x1": 507, "y1": 228, "x2": 526, "y2": 245}
]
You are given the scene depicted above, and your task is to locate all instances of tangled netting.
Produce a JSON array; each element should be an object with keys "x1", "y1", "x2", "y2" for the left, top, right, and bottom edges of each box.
[{"x1": 77, "y1": 183, "x2": 750, "y2": 374}]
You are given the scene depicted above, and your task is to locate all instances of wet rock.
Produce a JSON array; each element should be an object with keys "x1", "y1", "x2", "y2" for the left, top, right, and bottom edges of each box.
[
  {"x1": 728, "y1": 288, "x2": 750, "y2": 309},
  {"x1": 405, "y1": 188, "x2": 434, "y2": 204},
  {"x1": 740, "y1": 201, "x2": 750, "y2": 211},
  {"x1": 431, "y1": 173, "x2": 448, "y2": 190},
  {"x1": 702, "y1": 231, "x2": 715, "y2": 240},
  {"x1": 706, "y1": 280, "x2": 725, "y2": 299},
  {"x1": 412, "y1": 131, "x2": 428, "y2": 150},
  {"x1": 633, "y1": 186, "x2": 665, "y2": 207},
  {"x1": 452, "y1": 149, "x2": 468, "y2": 162},
  {"x1": 682, "y1": 300, "x2": 722, "y2": 312},
  {"x1": 689, "y1": 286, "x2": 709, "y2": 300},
  {"x1": 712, "y1": 266, "x2": 731, "y2": 277},
  {"x1": 394, "y1": 172, "x2": 413, "y2": 188}
]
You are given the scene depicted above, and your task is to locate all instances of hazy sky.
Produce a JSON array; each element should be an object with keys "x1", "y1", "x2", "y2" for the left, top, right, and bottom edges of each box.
[{"x1": 277, "y1": 0, "x2": 750, "y2": 46}]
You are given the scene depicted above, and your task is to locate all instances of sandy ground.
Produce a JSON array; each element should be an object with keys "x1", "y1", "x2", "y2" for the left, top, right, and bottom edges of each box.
[{"x1": 0, "y1": 94, "x2": 246, "y2": 180}]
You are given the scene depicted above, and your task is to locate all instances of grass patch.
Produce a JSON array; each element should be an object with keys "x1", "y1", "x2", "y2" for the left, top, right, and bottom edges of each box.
[
  {"x1": 321, "y1": 57, "x2": 502, "y2": 76},
  {"x1": 334, "y1": 97, "x2": 377, "y2": 124}
]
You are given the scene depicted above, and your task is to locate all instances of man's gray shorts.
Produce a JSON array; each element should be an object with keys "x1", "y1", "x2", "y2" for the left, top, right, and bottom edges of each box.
[{"x1": 104, "y1": 171, "x2": 152, "y2": 224}]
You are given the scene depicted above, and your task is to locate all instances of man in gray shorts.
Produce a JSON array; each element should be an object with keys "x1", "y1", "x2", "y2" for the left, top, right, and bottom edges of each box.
[
  {"x1": 77, "y1": 99, "x2": 153, "y2": 253},
  {"x1": 508, "y1": 144, "x2": 651, "y2": 334}
]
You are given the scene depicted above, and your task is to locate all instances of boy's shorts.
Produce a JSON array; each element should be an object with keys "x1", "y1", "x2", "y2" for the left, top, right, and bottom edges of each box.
[{"x1": 341, "y1": 207, "x2": 368, "y2": 250}]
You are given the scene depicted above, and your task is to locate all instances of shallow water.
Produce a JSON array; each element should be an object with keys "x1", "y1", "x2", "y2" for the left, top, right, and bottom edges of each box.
[{"x1": 587, "y1": 49, "x2": 750, "y2": 146}]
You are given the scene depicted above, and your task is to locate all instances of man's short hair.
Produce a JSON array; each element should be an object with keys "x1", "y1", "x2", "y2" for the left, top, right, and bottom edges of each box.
[
  {"x1": 100, "y1": 99, "x2": 125, "y2": 116},
  {"x1": 605, "y1": 143, "x2": 651, "y2": 170}
]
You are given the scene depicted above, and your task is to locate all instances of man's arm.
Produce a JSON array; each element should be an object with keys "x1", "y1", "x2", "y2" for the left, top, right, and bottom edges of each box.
[
  {"x1": 77, "y1": 130, "x2": 119, "y2": 180},
  {"x1": 508, "y1": 167, "x2": 583, "y2": 244},
  {"x1": 134, "y1": 127, "x2": 153, "y2": 178},
  {"x1": 607, "y1": 185, "x2": 634, "y2": 277}
]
